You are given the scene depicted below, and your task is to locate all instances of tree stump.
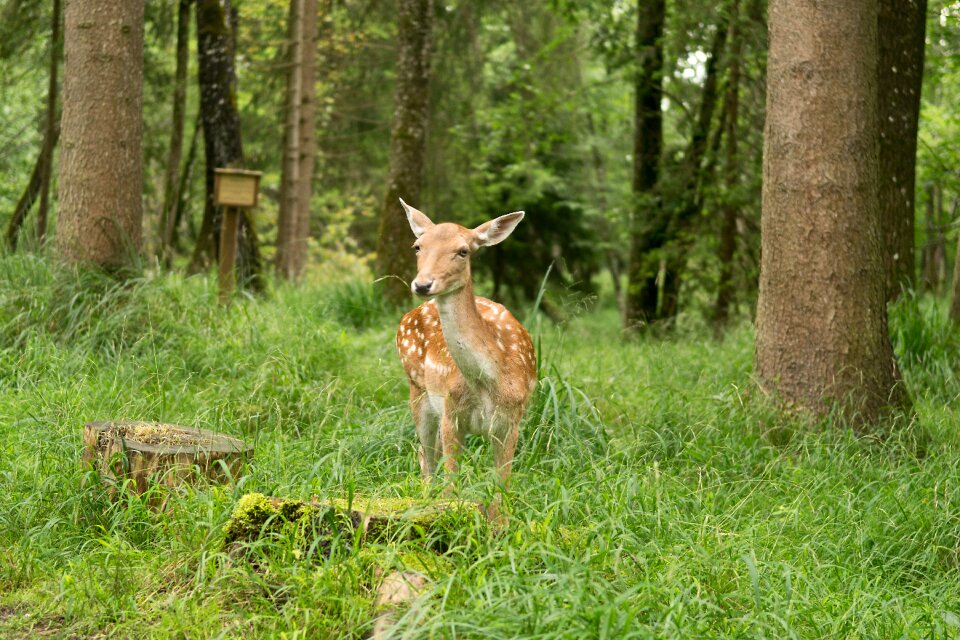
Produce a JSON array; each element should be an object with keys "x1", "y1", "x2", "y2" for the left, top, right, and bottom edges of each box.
[{"x1": 82, "y1": 421, "x2": 253, "y2": 496}]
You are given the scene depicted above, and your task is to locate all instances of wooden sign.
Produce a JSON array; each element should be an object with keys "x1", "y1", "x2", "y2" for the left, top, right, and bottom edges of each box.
[{"x1": 214, "y1": 168, "x2": 262, "y2": 208}]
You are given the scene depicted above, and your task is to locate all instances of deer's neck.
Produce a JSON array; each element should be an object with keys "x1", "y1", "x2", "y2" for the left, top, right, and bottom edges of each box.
[{"x1": 436, "y1": 281, "x2": 496, "y2": 384}]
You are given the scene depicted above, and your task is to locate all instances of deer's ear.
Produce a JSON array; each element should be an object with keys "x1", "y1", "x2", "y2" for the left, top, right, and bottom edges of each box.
[
  {"x1": 472, "y1": 211, "x2": 525, "y2": 248},
  {"x1": 400, "y1": 198, "x2": 434, "y2": 238}
]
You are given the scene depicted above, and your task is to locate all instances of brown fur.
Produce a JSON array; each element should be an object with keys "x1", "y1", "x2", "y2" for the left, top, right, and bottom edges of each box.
[{"x1": 395, "y1": 203, "x2": 537, "y2": 520}]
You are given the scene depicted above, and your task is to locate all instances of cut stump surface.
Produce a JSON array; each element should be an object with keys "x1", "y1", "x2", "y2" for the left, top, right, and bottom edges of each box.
[{"x1": 83, "y1": 421, "x2": 253, "y2": 495}]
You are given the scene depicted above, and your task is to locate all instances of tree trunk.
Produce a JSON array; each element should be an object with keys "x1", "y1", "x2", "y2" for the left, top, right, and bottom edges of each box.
[
  {"x1": 659, "y1": 3, "x2": 732, "y2": 324},
  {"x1": 36, "y1": 0, "x2": 61, "y2": 246},
  {"x1": 276, "y1": 0, "x2": 304, "y2": 280},
  {"x1": 950, "y1": 199, "x2": 960, "y2": 323},
  {"x1": 623, "y1": 0, "x2": 665, "y2": 329},
  {"x1": 5, "y1": 126, "x2": 59, "y2": 250},
  {"x1": 294, "y1": 0, "x2": 318, "y2": 278},
  {"x1": 160, "y1": 0, "x2": 192, "y2": 266},
  {"x1": 715, "y1": 1, "x2": 743, "y2": 330},
  {"x1": 191, "y1": 0, "x2": 264, "y2": 291},
  {"x1": 878, "y1": 0, "x2": 926, "y2": 301},
  {"x1": 376, "y1": 0, "x2": 433, "y2": 307},
  {"x1": 172, "y1": 117, "x2": 201, "y2": 252},
  {"x1": 920, "y1": 184, "x2": 946, "y2": 292},
  {"x1": 56, "y1": 0, "x2": 143, "y2": 267},
  {"x1": 756, "y1": 0, "x2": 905, "y2": 423}
]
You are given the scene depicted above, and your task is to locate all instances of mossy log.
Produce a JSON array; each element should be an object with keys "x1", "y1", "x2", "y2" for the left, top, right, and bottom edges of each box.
[
  {"x1": 223, "y1": 493, "x2": 484, "y2": 551},
  {"x1": 82, "y1": 421, "x2": 253, "y2": 495}
]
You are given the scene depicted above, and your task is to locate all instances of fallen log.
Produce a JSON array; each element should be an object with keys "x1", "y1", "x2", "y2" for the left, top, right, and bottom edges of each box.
[{"x1": 223, "y1": 493, "x2": 484, "y2": 552}]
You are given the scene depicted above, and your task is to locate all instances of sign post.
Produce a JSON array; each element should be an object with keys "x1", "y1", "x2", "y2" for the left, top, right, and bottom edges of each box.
[{"x1": 213, "y1": 168, "x2": 262, "y2": 303}]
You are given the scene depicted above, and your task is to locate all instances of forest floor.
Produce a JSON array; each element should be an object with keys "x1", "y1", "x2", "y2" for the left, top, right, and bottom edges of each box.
[{"x1": 2, "y1": 254, "x2": 960, "y2": 639}]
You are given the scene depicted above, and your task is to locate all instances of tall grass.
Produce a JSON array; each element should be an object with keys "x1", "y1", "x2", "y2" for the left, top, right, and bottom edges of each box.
[{"x1": 2, "y1": 256, "x2": 960, "y2": 638}]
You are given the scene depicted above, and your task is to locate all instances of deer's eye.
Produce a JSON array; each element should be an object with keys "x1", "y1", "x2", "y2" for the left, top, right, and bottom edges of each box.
[
  {"x1": 414, "y1": 245, "x2": 421, "y2": 254},
  {"x1": 456, "y1": 248, "x2": 469, "y2": 258}
]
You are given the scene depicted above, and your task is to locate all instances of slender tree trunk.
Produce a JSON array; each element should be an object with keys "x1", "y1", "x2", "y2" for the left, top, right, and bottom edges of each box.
[
  {"x1": 56, "y1": 0, "x2": 143, "y2": 267},
  {"x1": 878, "y1": 0, "x2": 926, "y2": 301},
  {"x1": 160, "y1": 0, "x2": 192, "y2": 266},
  {"x1": 715, "y1": 1, "x2": 743, "y2": 330},
  {"x1": 920, "y1": 184, "x2": 947, "y2": 292},
  {"x1": 191, "y1": 0, "x2": 264, "y2": 290},
  {"x1": 660, "y1": 3, "x2": 732, "y2": 323},
  {"x1": 172, "y1": 117, "x2": 201, "y2": 252},
  {"x1": 624, "y1": 0, "x2": 665, "y2": 329},
  {"x1": 36, "y1": 0, "x2": 61, "y2": 246},
  {"x1": 6, "y1": 127, "x2": 58, "y2": 250},
  {"x1": 950, "y1": 199, "x2": 960, "y2": 323},
  {"x1": 294, "y1": 0, "x2": 318, "y2": 278},
  {"x1": 756, "y1": 0, "x2": 905, "y2": 423},
  {"x1": 376, "y1": 0, "x2": 433, "y2": 307},
  {"x1": 276, "y1": 0, "x2": 304, "y2": 279}
]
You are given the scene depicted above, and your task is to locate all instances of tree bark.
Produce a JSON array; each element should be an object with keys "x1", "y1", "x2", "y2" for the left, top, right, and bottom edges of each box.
[
  {"x1": 624, "y1": 0, "x2": 665, "y2": 329},
  {"x1": 160, "y1": 0, "x2": 192, "y2": 266},
  {"x1": 56, "y1": 0, "x2": 143, "y2": 267},
  {"x1": 878, "y1": 0, "x2": 926, "y2": 301},
  {"x1": 756, "y1": 0, "x2": 906, "y2": 423},
  {"x1": 276, "y1": 0, "x2": 304, "y2": 280},
  {"x1": 376, "y1": 0, "x2": 433, "y2": 307},
  {"x1": 36, "y1": 0, "x2": 61, "y2": 246},
  {"x1": 191, "y1": 0, "x2": 264, "y2": 291}
]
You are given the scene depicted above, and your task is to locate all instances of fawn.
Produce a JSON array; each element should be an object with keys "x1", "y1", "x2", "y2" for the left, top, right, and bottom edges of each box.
[{"x1": 395, "y1": 199, "x2": 537, "y2": 519}]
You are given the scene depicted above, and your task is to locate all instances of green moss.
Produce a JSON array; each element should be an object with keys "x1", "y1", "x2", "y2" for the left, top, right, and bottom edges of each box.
[
  {"x1": 223, "y1": 493, "x2": 277, "y2": 545},
  {"x1": 223, "y1": 493, "x2": 347, "y2": 551},
  {"x1": 224, "y1": 493, "x2": 486, "y2": 555}
]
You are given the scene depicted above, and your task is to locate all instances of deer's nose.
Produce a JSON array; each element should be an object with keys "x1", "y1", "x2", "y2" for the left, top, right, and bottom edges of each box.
[{"x1": 412, "y1": 280, "x2": 434, "y2": 296}]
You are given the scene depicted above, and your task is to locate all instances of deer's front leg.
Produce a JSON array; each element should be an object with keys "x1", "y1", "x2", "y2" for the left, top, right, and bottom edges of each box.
[
  {"x1": 487, "y1": 418, "x2": 520, "y2": 523},
  {"x1": 413, "y1": 389, "x2": 440, "y2": 479},
  {"x1": 440, "y1": 403, "x2": 461, "y2": 475}
]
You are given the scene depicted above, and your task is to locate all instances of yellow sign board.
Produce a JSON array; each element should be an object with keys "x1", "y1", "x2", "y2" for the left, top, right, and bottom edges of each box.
[{"x1": 214, "y1": 168, "x2": 262, "y2": 208}]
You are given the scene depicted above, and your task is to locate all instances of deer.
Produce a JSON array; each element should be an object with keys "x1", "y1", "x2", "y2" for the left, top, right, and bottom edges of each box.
[{"x1": 395, "y1": 198, "x2": 538, "y2": 521}]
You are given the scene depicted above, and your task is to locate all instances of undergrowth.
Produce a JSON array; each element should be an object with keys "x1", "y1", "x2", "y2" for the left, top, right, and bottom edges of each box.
[{"x1": 1, "y1": 256, "x2": 959, "y2": 638}]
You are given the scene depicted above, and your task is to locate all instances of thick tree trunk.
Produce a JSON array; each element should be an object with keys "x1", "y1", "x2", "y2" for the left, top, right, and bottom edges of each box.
[
  {"x1": 878, "y1": 0, "x2": 926, "y2": 301},
  {"x1": 276, "y1": 0, "x2": 304, "y2": 280},
  {"x1": 756, "y1": 0, "x2": 905, "y2": 422},
  {"x1": 191, "y1": 0, "x2": 264, "y2": 291},
  {"x1": 376, "y1": 0, "x2": 433, "y2": 307},
  {"x1": 715, "y1": 1, "x2": 743, "y2": 330},
  {"x1": 160, "y1": 0, "x2": 192, "y2": 266},
  {"x1": 36, "y1": 0, "x2": 61, "y2": 246},
  {"x1": 56, "y1": 0, "x2": 143, "y2": 266},
  {"x1": 623, "y1": 0, "x2": 665, "y2": 329}
]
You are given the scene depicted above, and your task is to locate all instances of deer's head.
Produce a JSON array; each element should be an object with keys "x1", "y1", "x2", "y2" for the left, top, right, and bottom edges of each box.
[{"x1": 401, "y1": 198, "x2": 524, "y2": 298}]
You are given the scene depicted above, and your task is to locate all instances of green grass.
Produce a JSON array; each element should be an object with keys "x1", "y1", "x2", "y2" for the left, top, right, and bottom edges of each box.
[{"x1": 2, "y1": 255, "x2": 960, "y2": 638}]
